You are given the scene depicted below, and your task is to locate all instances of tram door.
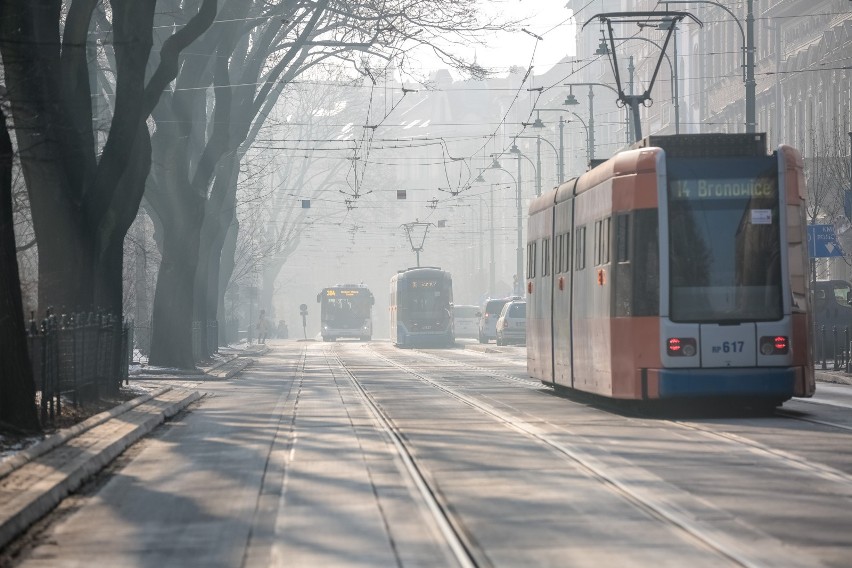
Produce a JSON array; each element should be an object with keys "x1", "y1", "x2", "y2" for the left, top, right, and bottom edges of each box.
[{"x1": 552, "y1": 197, "x2": 573, "y2": 388}]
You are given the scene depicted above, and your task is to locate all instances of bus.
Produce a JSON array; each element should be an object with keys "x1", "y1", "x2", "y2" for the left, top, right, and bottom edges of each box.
[
  {"x1": 390, "y1": 267, "x2": 454, "y2": 348},
  {"x1": 316, "y1": 284, "x2": 374, "y2": 342}
]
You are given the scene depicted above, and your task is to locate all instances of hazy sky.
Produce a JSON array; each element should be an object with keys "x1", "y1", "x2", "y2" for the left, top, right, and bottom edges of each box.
[
  {"x1": 410, "y1": 1, "x2": 577, "y2": 79},
  {"x1": 472, "y1": 1, "x2": 577, "y2": 73}
]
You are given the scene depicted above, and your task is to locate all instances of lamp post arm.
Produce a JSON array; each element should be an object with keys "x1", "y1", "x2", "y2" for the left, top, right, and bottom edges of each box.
[
  {"x1": 662, "y1": 0, "x2": 745, "y2": 79},
  {"x1": 515, "y1": 133, "x2": 559, "y2": 158},
  {"x1": 564, "y1": 82, "x2": 620, "y2": 97}
]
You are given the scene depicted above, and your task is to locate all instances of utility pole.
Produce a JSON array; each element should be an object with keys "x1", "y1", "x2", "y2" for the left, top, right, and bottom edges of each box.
[
  {"x1": 489, "y1": 186, "x2": 495, "y2": 297},
  {"x1": 535, "y1": 136, "x2": 542, "y2": 196},
  {"x1": 627, "y1": 55, "x2": 635, "y2": 143},
  {"x1": 515, "y1": 153, "x2": 523, "y2": 296},
  {"x1": 746, "y1": 0, "x2": 755, "y2": 133},
  {"x1": 672, "y1": 22, "x2": 680, "y2": 133},
  {"x1": 588, "y1": 86, "x2": 595, "y2": 161},
  {"x1": 558, "y1": 116, "x2": 565, "y2": 183}
]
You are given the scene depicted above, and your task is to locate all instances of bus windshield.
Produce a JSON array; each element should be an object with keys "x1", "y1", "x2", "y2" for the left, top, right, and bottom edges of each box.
[
  {"x1": 667, "y1": 157, "x2": 782, "y2": 323},
  {"x1": 402, "y1": 280, "x2": 451, "y2": 321},
  {"x1": 321, "y1": 291, "x2": 370, "y2": 326}
]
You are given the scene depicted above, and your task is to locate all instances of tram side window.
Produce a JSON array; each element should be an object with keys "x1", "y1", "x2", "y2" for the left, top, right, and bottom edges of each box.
[
  {"x1": 615, "y1": 213, "x2": 630, "y2": 263},
  {"x1": 527, "y1": 241, "x2": 537, "y2": 278},
  {"x1": 564, "y1": 232, "x2": 571, "y2": 273},
  {"x1": 554, "y1": 235, "x2": 562, "y2": 274},
  {"x1": 543, "y1": 238, "x2": 550, "y2": 276},
  {"x1": 594, "y1": 218, "x2": 611, "y2": 266},
  {"x1": 633, "y1": 209, "x2": 660, "y2": 316},
  {"x1": 575, "y1": 227, "x2": 586, "y2": 270}
]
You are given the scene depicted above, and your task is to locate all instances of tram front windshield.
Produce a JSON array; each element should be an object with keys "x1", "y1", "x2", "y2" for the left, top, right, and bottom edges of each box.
[
  {"x1": 401, "y1": 280, "x2": 450, "y2": 322},
  {"x1": 322, "y1": 292, "x2": 370, "y2": 327},
  {"x1": 667, "y1": 157, "x2": 782, "y2": 323}
]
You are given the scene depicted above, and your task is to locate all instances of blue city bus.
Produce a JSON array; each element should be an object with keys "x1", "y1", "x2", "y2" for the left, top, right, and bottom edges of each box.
[
  {"x1": 316, "y1": 284, "x2": 374, "y2": 342},
  {"x1": 390, "y1": 267, "x2": 454, "y2": 348}
]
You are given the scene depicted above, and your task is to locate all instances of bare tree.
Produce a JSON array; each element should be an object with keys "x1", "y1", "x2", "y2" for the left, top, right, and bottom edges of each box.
[
  {"x1": 0, "y1": 0, "x2": 216, "y2": 317},
  {"x1": 0, "y1": 95, "x2": 39, "y2": 432},
  {"x1": 804, "y1": 117, "x2": 851, "y2": 225},
  {"x1": 145, "y1": 0, "x2": 503, "y2": 366}
]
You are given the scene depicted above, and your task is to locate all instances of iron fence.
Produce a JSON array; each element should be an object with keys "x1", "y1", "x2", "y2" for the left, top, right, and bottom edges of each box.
[
  {"x1": 27, "y1": 310, "x2": 131, "y2": 424},
  {"x1": 814, "y1": 325, "x2": 852, "y2": 372}
]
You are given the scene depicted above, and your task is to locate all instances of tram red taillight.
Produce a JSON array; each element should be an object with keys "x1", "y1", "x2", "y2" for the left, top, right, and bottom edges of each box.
[
  {"x1": 667, "y1": 337, "x2": 697, "y2": 357},
  {"x1": 760, "y1": 335, "x2": 789, "y2": 355}
]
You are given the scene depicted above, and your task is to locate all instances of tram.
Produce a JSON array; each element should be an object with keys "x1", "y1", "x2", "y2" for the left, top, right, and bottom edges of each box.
[
  {"x1": 316, "y1": 284, "x2": 374, "y2": 341},
  {"x1": 526, "y1": 133, "x2": 814, "y2": 406},
  {"x1": 390, "y1": 267, "x2": 454, "y2": 347}
]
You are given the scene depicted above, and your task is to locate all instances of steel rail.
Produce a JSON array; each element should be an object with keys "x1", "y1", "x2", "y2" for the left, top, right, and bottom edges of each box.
[
  {"x1": 365, "y1": 344, "x2": 762, "y2": 568},
  {"x1": 414, "y1": 347, "x2": 852, "y2": 488},
  {"x1": 666, "y1": 419, "x2": 852, "y2": 487},
  {"x1": 326, "y1": 348, "x2": 482, "y2": 568},
  {"x1": 774, "y1": 409, "x2": 852, "y2": 433}
]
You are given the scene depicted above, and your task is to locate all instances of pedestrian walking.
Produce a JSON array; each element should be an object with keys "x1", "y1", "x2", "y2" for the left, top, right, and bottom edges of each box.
[{"x1": 257, "y1": 309, "x2": 270, "y2": 344}]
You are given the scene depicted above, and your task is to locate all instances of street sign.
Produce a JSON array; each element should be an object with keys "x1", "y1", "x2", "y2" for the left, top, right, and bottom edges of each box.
[
  {"x1": 807, "y1": 224, "x2": 844, "y2": 258},
  {"x1": 299, "y1": 303, "x2": 308, "y2": 340}
]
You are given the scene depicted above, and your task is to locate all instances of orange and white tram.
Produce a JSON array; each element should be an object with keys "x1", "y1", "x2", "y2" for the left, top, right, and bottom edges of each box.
[{"x1": 526, "y1": 133, "x2": 814, "y2": 405}]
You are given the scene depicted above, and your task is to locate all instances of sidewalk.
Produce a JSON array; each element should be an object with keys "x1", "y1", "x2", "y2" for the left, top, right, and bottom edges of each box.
[{"x1": 0, "y1": 344, "x2": 267, "y2": 551}]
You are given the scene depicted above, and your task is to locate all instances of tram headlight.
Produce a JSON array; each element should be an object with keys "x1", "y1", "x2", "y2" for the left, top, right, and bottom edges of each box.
[
  {"x1": 760, "y1": 335, "x2": 788, "y2": 355},
  {"x1": 667, "y1": 337, "x2": 697, "y2": 357}
]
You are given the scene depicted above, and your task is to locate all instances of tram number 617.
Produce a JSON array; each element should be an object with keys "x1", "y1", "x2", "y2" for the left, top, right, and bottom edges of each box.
[{"x1": 712, "y1": 341, "x2": 744, "y2": 354}]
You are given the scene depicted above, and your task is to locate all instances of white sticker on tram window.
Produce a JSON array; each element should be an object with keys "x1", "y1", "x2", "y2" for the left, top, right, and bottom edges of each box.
[{"x1": 751, "y1": 209, "x2": 772, "y2": 224}]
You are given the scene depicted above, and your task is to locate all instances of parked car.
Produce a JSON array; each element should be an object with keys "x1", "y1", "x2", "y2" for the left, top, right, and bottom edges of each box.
[
  {"x1": 496, "y1": 300, "x2": 526, "y2": 346},
  {"x1": 453, "y1": 305, "x2": 480, "y2": 339},
  {"x1": 479, "y1": 297, "x2": 520, "y2": 343}
]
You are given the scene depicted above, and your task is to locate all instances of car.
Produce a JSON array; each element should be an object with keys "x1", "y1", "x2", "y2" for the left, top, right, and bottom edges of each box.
[
  {"x1": 478, "y1": 297, "x2": 520, "y2": 343},
  {"x1": 496, "y1": 300, "x2": 526, "y2": 346},
  {"x1": 452, "y1": 305, "x2": 480, "y2": 339}
]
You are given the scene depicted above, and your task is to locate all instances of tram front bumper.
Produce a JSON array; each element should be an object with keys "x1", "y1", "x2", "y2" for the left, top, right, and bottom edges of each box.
[{"x1": 655, "y1": 367, "x2": 796, "y2": 398}]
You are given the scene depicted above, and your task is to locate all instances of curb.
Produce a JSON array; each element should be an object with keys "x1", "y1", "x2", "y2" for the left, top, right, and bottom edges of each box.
[
  {"x1": 462, "y1": 343, "x2": 503, "y2": 354},
  {"x1": 207, "y1": 357, "x2": 254, "y2": 380},
  {"x1": 0, "y1": 390, "x2": 202, "y2": 551},
  {"x1": 0, "y1": 386, "x2": 172, "y2": 481}
]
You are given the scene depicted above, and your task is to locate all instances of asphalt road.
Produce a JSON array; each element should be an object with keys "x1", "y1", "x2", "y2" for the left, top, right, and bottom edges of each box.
[{"x1": 9, "y1": 340, "x2": 852, "y2": 567}]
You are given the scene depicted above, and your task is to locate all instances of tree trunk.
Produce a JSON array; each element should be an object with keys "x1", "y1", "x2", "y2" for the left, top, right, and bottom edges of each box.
[
  {"x1": 0, "y1": 106, "x2": 41, "y2": 432},
  {"x1": 148, "y1": 196, "x2": 204, "y2": 369},
  {"x1": 217, "y1": 219, "x2": 239, "y2": 345}
]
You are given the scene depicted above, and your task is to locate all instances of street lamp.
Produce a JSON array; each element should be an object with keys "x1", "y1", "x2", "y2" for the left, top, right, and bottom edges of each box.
[
  {"x1": 467, "y1": 177, "x2": 496, "y2": 298},
  {"x1": 564, "y1": 82, "x2": 629, "y2": 152},
  {"x1": 487, "y1": 159, "x2": 523, "y2": 296},
  {"x1": 662, "y1": 0, "x2": 755, "y2": 133},
  {"x1": 516, "y1": 130, "x2": 559, "y2": 193},
  {"x1": 528, "y1": 109, "x2": 567, "y2": 184}
]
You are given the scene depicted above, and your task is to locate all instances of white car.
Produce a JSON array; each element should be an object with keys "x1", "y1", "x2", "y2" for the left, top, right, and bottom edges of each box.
[
  {"x1": 478, "y1": 297, "x2": 520, "y2": 343},
  {"x1": 453, "y1": 305, "x2": 480, "y2": 339},
  {"x1": 496, "y1": 300, "x2": 526, "y2": 346}
]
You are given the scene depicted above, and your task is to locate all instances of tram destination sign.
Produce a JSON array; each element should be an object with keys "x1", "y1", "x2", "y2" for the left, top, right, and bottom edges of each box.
[{"x1": 670, "y1": 178, "x2": 776, "y2": 200}]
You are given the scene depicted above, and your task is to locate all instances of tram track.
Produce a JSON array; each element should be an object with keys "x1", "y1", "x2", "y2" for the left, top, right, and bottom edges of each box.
[
  {"x1": 325, "y1": 347, "x2": 484, "y2": 568},
  {"x1": 408, "y1": 346, "x2": 852, "y2": 483},
  {"x1": 362, "y1": 344, "x2": 782, "y2": 568}
]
